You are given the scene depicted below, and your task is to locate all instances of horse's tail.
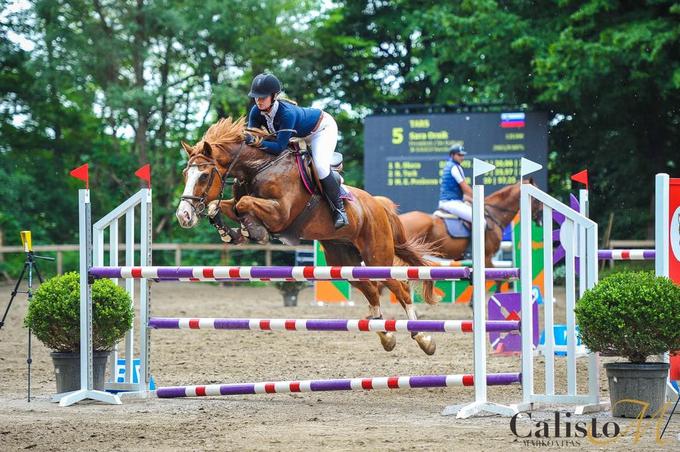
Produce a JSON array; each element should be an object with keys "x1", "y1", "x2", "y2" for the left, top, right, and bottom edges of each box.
[{"x1": 377, "y1": 197, "x2": 439, "y2": 305}]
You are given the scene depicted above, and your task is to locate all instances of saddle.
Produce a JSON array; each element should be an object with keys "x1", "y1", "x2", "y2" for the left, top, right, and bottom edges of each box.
[
  {"x1": 288, "y1": 138, "x2": 349, "y2": 198},
  {"x1": 433, "y1": 209, "x2": 471, "y2": 238}
]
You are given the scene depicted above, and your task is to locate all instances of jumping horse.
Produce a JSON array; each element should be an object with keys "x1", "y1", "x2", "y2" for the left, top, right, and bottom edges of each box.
[{"x1": 175, "y1": 117, "x2": 439, "y2": 354}]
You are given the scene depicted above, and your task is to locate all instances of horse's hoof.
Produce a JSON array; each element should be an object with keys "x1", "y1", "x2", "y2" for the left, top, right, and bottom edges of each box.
[
  {"x1": 413, "y1": 332, "x2": 436, "y2": 355},
  {"x1": 220, "y1": 227, "x2": 247, "y2": 245},
  {"x1": 207, "y1": 200, "x2": 221, "y2": 218},
  {"x1": 378, "y1": 332, "x2": 396, "y2": 352},
  {"x1": 249, "y1": 226, "x2": 269, "y2": 244},
  {"x1": 231, "y1": 231, "x2": 247, "y2": 244},
  {"x1": 240, "y1": 227, "x2": 250, "y2": 238}
]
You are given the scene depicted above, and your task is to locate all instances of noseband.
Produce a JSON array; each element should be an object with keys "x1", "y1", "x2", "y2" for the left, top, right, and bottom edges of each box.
[{"x1": 180, "y1": 142, "x2": 245, "y2": 216}]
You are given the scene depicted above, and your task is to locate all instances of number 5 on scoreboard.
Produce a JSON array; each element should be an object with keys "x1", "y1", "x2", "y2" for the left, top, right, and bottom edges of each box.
[{"x1": 392, "y1": 127, "x2": 404, "y2": 144}]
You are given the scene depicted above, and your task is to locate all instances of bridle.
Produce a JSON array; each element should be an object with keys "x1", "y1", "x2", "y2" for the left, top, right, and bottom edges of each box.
[{"x1": 180, "y1": 141, "x2": 245, "y2": 216}]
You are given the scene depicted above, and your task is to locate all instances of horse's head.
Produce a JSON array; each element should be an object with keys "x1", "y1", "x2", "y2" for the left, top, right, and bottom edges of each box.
[
  {"x1": 175, "y1": 117, "x2": 250, "y2": 228},
  {"x1": 175, "y1": 140, "x2": 229, "y2": 228}
]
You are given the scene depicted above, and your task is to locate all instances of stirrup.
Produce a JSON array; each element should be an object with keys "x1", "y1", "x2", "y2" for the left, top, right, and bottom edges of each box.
[{"x1": 333, "y1": 209, "x2": 348, "y2": 229}]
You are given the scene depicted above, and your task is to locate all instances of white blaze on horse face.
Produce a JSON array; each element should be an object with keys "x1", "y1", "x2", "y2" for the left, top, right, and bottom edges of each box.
[{"x1": 176, "y1": 166, "x2": 202, "y2": 228}]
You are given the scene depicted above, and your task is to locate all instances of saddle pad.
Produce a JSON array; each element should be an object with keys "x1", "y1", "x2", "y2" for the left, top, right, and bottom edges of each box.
[
  {"x1": 433, "y1": 209, "x2": 459, "y2": 220},
  {"x1": 443, "y1": 218, "x2": 470, "y2": 238}
]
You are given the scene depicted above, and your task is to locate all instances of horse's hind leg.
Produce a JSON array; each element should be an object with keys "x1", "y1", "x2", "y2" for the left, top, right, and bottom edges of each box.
[
  {"x1": 382, "y1": 280, "x2": 436, "y2": 355},
  {"x1": 321, "y1": 241, "x2": 396, "y2": 352},
  {"x1": 354, "y1": 223, "x2": 435, "y2": 355}
]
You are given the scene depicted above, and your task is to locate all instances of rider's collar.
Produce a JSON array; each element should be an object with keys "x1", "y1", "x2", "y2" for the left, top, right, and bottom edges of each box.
[{"x1": 260, "y1": 100, "x2": 279, "y2": 133}]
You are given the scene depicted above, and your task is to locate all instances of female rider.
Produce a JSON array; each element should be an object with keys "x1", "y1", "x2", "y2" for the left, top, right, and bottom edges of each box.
[{"x1": 244, "y1": 73, "x2": 348, "y2": 229}]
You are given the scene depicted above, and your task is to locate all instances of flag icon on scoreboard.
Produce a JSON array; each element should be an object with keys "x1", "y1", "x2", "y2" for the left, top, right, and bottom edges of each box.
[{"x1": 500, "y1": 112, "x2": 525, "y2": 128}]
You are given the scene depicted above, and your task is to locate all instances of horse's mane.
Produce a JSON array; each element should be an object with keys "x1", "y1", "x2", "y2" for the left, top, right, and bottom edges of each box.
[{"x1": 201, "y1": 117, "x2": 270, "y2": 148}]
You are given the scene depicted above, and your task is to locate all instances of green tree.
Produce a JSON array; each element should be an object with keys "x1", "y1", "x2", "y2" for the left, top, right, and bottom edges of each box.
[{"x1": 1, "y1": 0, "x2": 321, "y2": 261}]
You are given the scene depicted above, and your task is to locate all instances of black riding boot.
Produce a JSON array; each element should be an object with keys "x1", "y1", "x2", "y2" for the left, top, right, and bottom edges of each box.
[{"x1": 320, "y1": 174, "x2": 348, "y2": 229}]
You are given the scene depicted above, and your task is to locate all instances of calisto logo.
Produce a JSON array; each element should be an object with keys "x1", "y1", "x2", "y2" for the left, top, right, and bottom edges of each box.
[{"x1": 510, "y1": 411, "x2": 619, "y2": 444}]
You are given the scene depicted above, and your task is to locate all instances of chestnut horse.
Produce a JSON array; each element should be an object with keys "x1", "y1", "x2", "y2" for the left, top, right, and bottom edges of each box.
[
  {"x1": 175, "y1": 117, "x2": 439, "y2": 354},
  {"x1": 398, "y1": 181, "x2": 540, "y2": 267}
]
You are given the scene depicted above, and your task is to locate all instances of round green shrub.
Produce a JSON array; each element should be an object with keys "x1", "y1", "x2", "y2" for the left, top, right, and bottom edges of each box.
[
  {"x1": 575, "y1": 271, "x2": 680, "y2": 363},
  {"x1": 24, "y1": 272, "x2": 134, "y2": 352}
]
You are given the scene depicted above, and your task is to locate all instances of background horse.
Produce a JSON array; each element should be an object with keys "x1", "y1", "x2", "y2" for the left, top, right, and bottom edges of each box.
[
  {"x1": 175, "y1": 117, "x2": 439, "y2": 354},
  {"x1": 398, "y1": 181, "x2": 540, "y2": 267}
]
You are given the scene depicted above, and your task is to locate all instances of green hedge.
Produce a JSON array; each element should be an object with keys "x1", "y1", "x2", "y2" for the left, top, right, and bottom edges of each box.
[
  {"x1": 24, "y1": 272, "x2": 133, "y2": 352},
  {"x1": 575, "y1": 271, "x2": 680, "y2": 362}
]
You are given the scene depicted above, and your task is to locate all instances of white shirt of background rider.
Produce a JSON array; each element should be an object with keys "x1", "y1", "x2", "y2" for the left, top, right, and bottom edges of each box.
[
  {"x1": 451, "y1": 164, "x2": 465, "y2": 185},
  {"x1": 438, "y1": 165, "x2": 473, "y2": 223}
]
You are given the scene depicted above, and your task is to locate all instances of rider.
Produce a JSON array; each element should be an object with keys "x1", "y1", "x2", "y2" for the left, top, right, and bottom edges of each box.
[
  {"x1": 244, "y1": 73, "x2": 348, "y2": 229},
  {"x1": 438, "y1": 144, "x2": 473, "y2": 222}
]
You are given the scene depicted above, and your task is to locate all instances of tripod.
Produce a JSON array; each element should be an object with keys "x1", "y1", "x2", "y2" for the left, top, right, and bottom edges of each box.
[{"x1": 1, "y1": 247, "x2": 54, "y2": 402}]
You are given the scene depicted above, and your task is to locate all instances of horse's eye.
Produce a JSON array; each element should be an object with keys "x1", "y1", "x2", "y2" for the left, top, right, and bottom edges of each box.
[{"x1": 199, "y1": 173, "x2": 209, "y2": 182}]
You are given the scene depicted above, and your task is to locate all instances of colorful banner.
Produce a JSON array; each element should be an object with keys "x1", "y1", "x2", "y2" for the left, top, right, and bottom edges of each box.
[{"x1": 314, "y1": 241, "x2": 352, "y2": 304}]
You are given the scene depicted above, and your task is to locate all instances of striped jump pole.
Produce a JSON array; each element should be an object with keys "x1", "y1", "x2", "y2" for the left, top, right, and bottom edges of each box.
[
  {"x1": 148, "y1": 318, "x2": 521, "y2": 333},
  {"x1": 89, "y1": 266, "x2": 520, "y2": 282},
  {"x1": 155, "y1": 372, "x2": 522, "y2": 398},
  {"x1": 597, "y1": 250, "x2": 655, "y2": 260}
]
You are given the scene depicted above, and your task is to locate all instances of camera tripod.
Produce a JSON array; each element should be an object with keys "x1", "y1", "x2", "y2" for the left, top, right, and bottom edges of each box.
[{"x1": 1, "y1": 246, "x2": 54, "y2": 402}]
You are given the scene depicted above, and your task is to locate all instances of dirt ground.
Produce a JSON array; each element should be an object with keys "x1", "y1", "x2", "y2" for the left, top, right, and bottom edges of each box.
[{"x1": 1, "y1": 281, "x2": 678, "y2": 451}]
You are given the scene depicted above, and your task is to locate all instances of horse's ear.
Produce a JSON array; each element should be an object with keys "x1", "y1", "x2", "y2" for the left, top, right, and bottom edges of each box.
[
  {"x1": 202, "y1": 141, "x2": 213, "y2": 157},
  {"x1": 180, "y1": 140, "x2": 193, "y2": 156}
]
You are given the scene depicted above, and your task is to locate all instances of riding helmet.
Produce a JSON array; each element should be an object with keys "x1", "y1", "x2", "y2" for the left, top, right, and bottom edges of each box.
[
  {"x1": 248, "y1": 73, "x2": 282, "y2": 98},
  {"x1": 448, "y1": 144, "x2": 466, "y2": 155}
]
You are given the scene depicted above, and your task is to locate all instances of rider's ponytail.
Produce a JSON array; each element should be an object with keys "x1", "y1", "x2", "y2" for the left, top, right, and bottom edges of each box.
[{"x1": 277, "y1": 93, "x2": 298, "y2": 106}]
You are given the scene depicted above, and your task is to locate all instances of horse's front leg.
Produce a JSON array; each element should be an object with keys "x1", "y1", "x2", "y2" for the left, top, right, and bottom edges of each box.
[
  {"x1": 235, "y1": 196, "x2": 290, "y2": 244},
  {"x1": 210, "y1": 198, "x2": 240, "y2": 222},
  {"x1": 206, "y1": 199, "x2": 246, "y2": 244}
]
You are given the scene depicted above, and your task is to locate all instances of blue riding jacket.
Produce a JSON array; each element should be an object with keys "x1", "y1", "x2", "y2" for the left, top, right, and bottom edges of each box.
[
  {"x1": 439, "y1": 159, "x2": 464, "y2": 201},
  {"x1": 248, "y1": 101, "x2": 322, "y2": 155}
]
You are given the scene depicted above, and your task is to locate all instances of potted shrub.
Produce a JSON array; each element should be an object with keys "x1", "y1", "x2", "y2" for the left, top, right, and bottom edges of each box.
[
  {"x1": 24, "y1": 272, "x2": 133, "y2": 394},
  {"x1": 273, "y1": 281, "x2": 309, "y2": 307},
  {"x1": 575, "y1": 271, "x2": 680, "y2": 418}
]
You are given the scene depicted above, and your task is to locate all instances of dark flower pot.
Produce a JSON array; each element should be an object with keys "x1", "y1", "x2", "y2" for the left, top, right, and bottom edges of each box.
[
  {"x1": 604, "y1": 362, "x2": 670, "y2": 418},
  {"x1": 51, "y1": 351, "x2": 109, "y2": 394}
]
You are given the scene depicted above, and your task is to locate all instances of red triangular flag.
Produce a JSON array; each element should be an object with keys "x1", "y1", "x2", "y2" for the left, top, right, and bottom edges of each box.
[
  {"x1": 69, "y1": 163, "x2": 89, "y2": 189},
  {"x1": 571, "y1": 169, "x2": 588, "y2": 188},
  {"x1": 135, "y1": 164, "x2": 151, "y2": 188}
]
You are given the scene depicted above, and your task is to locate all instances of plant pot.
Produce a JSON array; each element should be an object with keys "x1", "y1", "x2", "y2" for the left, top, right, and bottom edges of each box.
[
  {"x1": 51, "y1": 351, "x2": 110, "y2": 394},
  {"x1": 604, "y1": 362, "x2": 670, "y2": 418},
  {"x1": 282, "y1": 292, "x2": 298, "y2": 307}
]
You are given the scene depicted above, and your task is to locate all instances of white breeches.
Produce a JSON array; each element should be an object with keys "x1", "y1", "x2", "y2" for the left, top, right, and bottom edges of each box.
[
  {"x1": 438, "y1": 199, "x2": 472, "y2": 222},
  {"x1": 305, "y1": 112, "x2": 338, "y2": 179}
]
